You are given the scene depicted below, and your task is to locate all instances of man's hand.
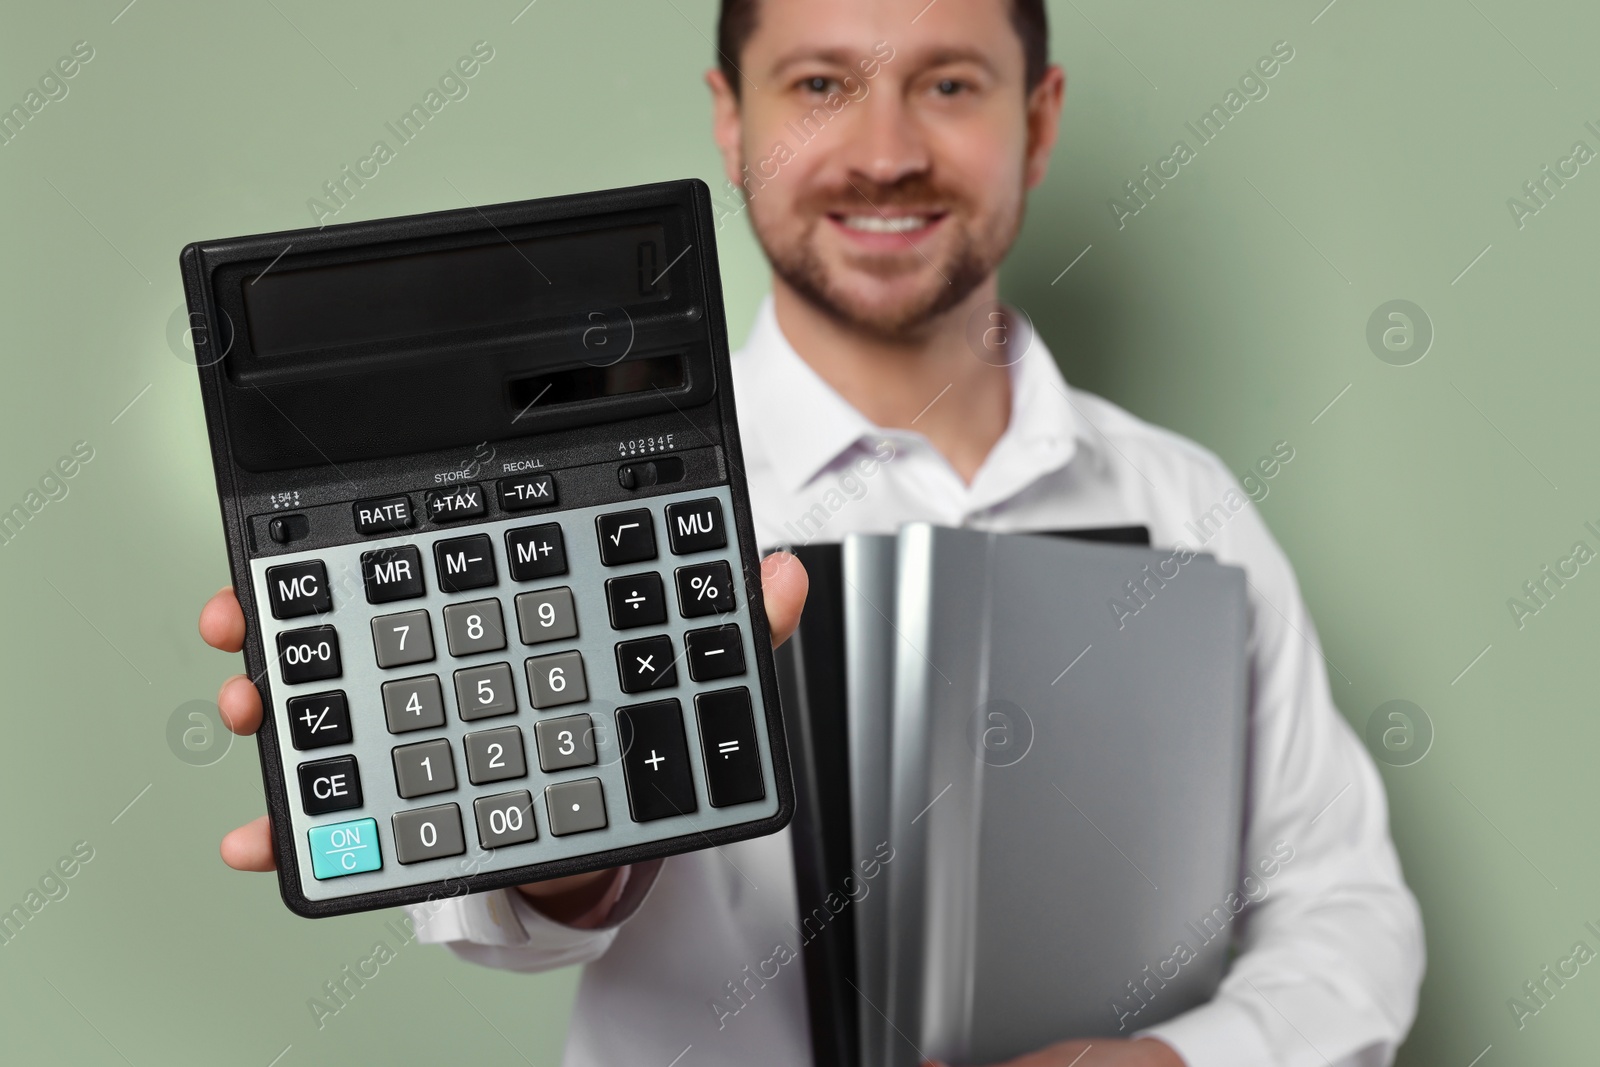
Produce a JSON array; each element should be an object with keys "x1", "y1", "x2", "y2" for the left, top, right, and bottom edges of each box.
[
  {"x1": 200, "y1": 551, "x2": 809, "y2": 908},
  {"x1": 928, "y1": 1037, "x2": 1184, "y2": 1067}
]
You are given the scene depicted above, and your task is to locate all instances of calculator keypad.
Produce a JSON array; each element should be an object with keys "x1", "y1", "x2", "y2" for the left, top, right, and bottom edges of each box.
[{"x1": 253, "y1": 482, "x2": 777, "y2": 902}]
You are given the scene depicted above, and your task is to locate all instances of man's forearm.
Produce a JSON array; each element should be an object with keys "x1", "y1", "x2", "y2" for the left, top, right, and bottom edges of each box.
[{"x1": 515, "y1": 867, "x2": 624, "y2": 925}]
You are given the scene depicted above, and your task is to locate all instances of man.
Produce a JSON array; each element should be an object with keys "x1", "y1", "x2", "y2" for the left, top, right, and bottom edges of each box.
[{"x1": 199, "y1": 1, "x2": 1425, "y2": 1063}]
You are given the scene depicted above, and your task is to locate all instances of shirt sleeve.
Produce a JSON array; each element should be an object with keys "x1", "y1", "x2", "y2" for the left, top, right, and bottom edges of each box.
[
  {"x1": 1138, "y1": 468, "x2": 1426, "y2": 1067},
  {"x1": 408, "y1": 860, "x2": 665, "y2": 974}
]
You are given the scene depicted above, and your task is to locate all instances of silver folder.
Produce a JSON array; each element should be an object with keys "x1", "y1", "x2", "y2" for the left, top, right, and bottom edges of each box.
[{"x1": 880, "y1": 524, "x2": 1249, "y2": 1065}]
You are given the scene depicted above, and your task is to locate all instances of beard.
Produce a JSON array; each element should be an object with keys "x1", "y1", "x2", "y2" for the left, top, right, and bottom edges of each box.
[{"x1": 750, "y1": 174, "x2": 1022, "y2": 343}]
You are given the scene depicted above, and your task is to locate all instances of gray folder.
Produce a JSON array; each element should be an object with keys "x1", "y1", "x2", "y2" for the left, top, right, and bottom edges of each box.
[{"x1": 881, "y1": 524, "x2": 1249, "y2": 1065}]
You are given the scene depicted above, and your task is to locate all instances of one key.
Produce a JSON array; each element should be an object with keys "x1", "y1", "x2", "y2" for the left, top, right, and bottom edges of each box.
[
  {"x1": 454, "y1": 662, "x2": 518, "y2": 721},
  {"x1": 266, "y1": 560, "x2": 331, "y2": 619},
  {"x1": 298, "y1": 755, "x2": 363, "y2": 815},
  {"x1": 597, "y1": 509, "x2": 656, "y2": 566},
  {"x1": 371, "y1": 610, "x2": 434, "y2": 669},
  {"x1": 392, "y1": 738, "x2": 456, "y2": 798},
  {"x1": 307, "y1": 818, "x2": 382, "y2": 879},
  {"x1": 498, "y1": 473, "x2": 557, "y2": 512},
  {"x1": 392, "y1": 803, "x2": 465, "y2": 864},
  {"x1": 664, "y1": 497, "x2": 726, "y2": 554},
  {"x1": 474, "y1": 790, "x2": 539, "y2": 848},
  {"x1": 443, "y1": 599, "x2": 507, "y2": 657},
  {"x1": 675, "y1": 560, "x2": 736, "y2": 618},
  {"x1": 277, "y1": 626, "x2": 342, "y2": 685},
  {"x1": 505, "y1": 523, "x2": 567, "y2": 582},
  {"x1": 606, "y1": 573, "x2": 666, "y2": 630},
  {"x1": 526, "y1": 651, "x2": 588, "y2": 709},
  {"x1": 616, "y1": 635, "x2": 678, "y2": 693},
  {"x1": 424, "y1": 485, "x2": 486, "y2": 523},
  {"x1": 287, "y1": 690, "x2": 353, "y2": 750},
  {"x1": 434, "y1": 534, "x2": 497, "y2": 592},
  {"x1": 685, "y1": 625, "x2": 746, "y2": 682},
  {"x1": 695, "y1": 687, "x2": 765, "y2": 807},
  {"x1": 616, "y1": 699, "x2": 697, "y2": 822},
  {"x1": 545, "y1": 778, "x2": 608, "y2": 836},
  {"x1": 463, "y1": 726, "x2": 528, "y2": 785},
  {"x1": 381, "y1": 674, "x2": 446, "y2": 734},
  {"x1": 362, "y1": 545, "x2": 426, "y2": 603}
]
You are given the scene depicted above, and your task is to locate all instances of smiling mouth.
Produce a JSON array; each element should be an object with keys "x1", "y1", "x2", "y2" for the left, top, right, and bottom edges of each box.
[{"x1": 829, "y1": 211, "x2": 946, "y2": 235}]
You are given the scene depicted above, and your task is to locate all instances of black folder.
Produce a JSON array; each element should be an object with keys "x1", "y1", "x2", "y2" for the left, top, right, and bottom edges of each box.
[{"x1": 771, "y1": 527, "x2": 1151, "y2": 1067}]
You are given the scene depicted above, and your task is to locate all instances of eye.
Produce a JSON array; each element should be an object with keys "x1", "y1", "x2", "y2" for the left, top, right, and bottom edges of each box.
[
  {"x1": 799, "y1": 76, "x2": 834, "y2": 94},
  {"x1": 934, "y1": 78, "x2": 965, "y2": 95}
]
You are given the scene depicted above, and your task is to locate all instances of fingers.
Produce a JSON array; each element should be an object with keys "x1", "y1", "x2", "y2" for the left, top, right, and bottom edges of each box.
[
  {"x1": 220, "y1": 815, "x2": 276, "y2": 872},
  {"x1": 217, "y1": 674, "x2": 263, "y2": 736},
  {"x1": 199, "y1": 586, "x2": 246, "y2": 652},
  {"x1": 760, "y1": 551, "x2": 809, "y2": 648}
]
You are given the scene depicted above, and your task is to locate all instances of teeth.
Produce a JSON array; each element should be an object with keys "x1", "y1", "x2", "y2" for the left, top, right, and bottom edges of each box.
[{"x1": 839, "y1": 214, "x2": 931, "y2": 234}]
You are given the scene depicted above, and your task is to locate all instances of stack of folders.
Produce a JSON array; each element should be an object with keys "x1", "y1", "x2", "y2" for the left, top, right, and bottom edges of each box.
[{"x1": 771, "y1": 524, "x2": 1250, "y2": 1067}]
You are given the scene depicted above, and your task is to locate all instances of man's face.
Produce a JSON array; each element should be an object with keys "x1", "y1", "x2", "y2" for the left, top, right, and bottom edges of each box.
[{"x1": 710, "y1": 0, "x2": 1063, "y2": 341}]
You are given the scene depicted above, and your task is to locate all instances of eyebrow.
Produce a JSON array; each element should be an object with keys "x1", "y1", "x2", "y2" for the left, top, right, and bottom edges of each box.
[{"x1": 768, "y1": 44, "x2": 999, "y2": 78}]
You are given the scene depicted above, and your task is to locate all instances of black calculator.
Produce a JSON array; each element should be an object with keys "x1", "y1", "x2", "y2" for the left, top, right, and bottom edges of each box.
[{"x1": 179, "y1": 180, "x2": 792, "y2": 917}]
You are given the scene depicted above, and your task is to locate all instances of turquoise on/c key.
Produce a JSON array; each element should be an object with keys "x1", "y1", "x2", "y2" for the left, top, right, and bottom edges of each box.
[{"x1": 308, "y1": 818, "x2": 382, "y2": 879}]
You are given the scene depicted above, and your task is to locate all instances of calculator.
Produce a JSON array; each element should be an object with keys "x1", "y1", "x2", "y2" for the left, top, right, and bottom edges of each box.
[{"x1": 179, "y1": 180, "x2": 792, "y2": 917}]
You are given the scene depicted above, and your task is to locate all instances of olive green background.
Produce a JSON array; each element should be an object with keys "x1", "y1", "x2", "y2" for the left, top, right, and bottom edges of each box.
[{"x1": 1, "y1": 0, "x2": 1595, "y2": 1063}]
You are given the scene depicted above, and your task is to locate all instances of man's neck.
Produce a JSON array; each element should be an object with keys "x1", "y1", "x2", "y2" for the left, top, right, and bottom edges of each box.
[{"x1": 769, "y1": 277, "x2": 1013, "y2": 486}]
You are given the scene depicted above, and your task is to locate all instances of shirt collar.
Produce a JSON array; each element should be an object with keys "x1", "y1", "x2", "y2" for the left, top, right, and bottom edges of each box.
[{"x1": 731, "y1": 294, "x2": 1093, "y2": 496}]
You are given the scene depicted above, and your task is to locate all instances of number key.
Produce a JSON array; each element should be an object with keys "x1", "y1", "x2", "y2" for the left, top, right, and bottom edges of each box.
[
  {"x1": 515, "y1": 587, "x2": 579, "y2": 644},
  {"x1": 526, "y1": 650, "x2": 588, "y2": 709},
  {"x1": 443, "y1": 599, "x2": 507, "y2": 657},
  {"x1": 452, "y1": 662, "x2": 517, "y2": 721},
  {"x1": 381, "y1": 675, "x2": 446, "y2": 734},
  {"x1": 392, "y1": 803, "x2": 465, "y2": 864},
  {"x1": 392, "y1": 738, "x2": 456, "y2": 798},
  {"x1": 474, "y1": 790, "x2": 539, "y2": 848},
  {"x1": 371, "y1": 610, "x2": 434, "y2": 669},
  {"x1": 534, "y1": 714, "x2": 598, "y2": 771},
  {"x1": 464, "y1": 726, "x2": 527, "y2": 784}
]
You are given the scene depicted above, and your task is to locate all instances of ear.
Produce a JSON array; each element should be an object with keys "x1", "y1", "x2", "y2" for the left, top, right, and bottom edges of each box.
[
  {"x1": 706, "y1": 68, "x2": 745, "y2": 192},
  {"x1": 1022, "y1": 64, "x2": 1066, "y2": 191}
]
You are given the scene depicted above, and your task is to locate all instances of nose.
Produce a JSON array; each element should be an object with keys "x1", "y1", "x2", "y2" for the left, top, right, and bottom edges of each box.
[{"x1": 838, "y1": 86, "x2": 931, "y2": 191}]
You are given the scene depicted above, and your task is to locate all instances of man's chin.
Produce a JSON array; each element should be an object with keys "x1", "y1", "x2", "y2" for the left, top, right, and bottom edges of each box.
[{"x1": 794, "y1": 283, "x2": 956, "y2": 342}]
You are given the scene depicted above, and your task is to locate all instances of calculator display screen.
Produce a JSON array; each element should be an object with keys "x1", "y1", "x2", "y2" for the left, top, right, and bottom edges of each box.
[{"x1": 241, "y1": 224, "x2": 670, "y2": 358}]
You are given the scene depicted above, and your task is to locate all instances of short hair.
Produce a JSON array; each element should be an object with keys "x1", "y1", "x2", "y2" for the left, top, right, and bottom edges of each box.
[{"x1": 716, "y1": 0, "x2": 1049, "y2": 96}]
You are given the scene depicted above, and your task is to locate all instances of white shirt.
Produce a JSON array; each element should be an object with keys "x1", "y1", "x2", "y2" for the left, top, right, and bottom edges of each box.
[{"x1": 412, "y1": 297, "x2": 1425, "y2": 1067}]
